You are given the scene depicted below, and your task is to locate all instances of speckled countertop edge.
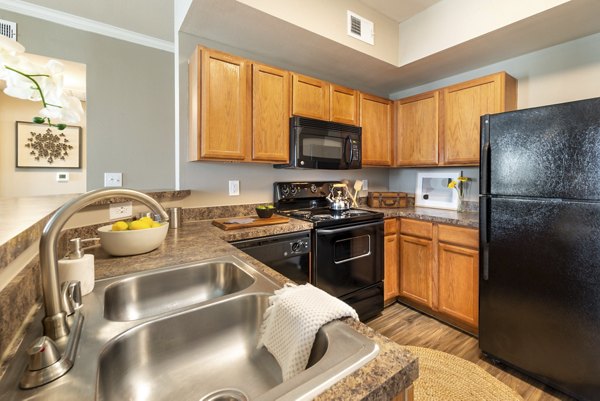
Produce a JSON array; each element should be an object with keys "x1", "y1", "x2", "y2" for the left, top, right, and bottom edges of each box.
[
  {"x1": 0, "y1": 190, "x2": 190, "y2": 270},
  {"x1": 364, "y1": 206, "x2": 479, "y2": 228}
]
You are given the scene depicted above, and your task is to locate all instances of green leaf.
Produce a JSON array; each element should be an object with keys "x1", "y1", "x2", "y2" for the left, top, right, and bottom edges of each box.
[{"x1": 32, "y1": 116, "x2": 45, "y2": 124}]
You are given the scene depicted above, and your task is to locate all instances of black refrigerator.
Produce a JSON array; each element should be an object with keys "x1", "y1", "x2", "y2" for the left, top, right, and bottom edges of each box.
[{"x1": 480, "y1": 97, "x2": 600, "y2": 401}]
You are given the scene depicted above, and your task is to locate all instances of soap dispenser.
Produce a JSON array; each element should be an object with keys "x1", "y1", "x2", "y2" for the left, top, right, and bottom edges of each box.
[{"x1": 58, "y1": 238, "x2": 96, "y2": 295}]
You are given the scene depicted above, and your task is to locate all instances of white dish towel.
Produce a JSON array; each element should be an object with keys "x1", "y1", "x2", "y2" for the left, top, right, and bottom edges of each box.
[{"x1": 257, "y1": 283, "x2": 359, "y2": 381}]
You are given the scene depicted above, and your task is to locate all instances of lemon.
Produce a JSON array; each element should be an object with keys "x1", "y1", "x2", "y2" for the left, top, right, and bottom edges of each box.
[
  {"x1": 151, "y1": 221, "x2": 162, "y2": 228},
  {"x1": 139, "y1": 216, "x2": 154, "y2": 226},
  {"x1": 111, "y1": 221, "x2": 129, "y2": 231},
  {"x1": 129, "y1": 220, "x2": 151, "y2": 230}
]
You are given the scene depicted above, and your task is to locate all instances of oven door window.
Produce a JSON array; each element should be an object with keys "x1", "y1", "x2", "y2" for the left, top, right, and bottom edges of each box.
[{"x1": 334, "y1": 235, "x2": 370, "y2": 264}]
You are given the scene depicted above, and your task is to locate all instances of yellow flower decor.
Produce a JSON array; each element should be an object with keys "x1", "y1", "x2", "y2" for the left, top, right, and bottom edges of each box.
[{"x1": 448, "y1": 176, "x2": 470, "y2": 198}]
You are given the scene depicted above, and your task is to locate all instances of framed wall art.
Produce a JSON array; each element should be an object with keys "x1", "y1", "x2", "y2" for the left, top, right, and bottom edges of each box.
[{"x1": 15, "y1": 121, "x2": 82, "y2": 169}]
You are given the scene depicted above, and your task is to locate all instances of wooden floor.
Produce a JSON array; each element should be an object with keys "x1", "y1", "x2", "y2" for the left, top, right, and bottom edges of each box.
[{"x1": 366, "y1": 303, "x2": 576, "y2": 401}]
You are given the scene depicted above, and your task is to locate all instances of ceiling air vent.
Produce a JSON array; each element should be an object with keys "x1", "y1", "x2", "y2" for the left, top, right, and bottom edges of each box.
[
  {"x1": 0, "y1": 18, "x2": 17, "y2": 40},
  {"x1": 347, "y1": 11, "x2": 374, "y2": 45}
]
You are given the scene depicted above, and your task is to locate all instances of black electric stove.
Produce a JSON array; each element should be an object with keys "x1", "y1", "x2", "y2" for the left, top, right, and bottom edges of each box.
[
  {"x1": 274, "y1": 181, "x2": 383, "y2": 227},
  {"x1": 274, "y1": 181, "x2": 384, "y2": 321}
]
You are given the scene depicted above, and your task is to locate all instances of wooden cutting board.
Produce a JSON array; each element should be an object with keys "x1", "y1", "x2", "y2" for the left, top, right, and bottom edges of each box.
[{"x1": 212, "y1": 215, "x2": 290, "y2": 230}]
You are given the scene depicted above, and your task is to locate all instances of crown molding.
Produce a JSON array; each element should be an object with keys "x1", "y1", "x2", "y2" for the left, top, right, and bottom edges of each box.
[{"x1": 0, "y1": 0, "x2": 174, "y2": 53}]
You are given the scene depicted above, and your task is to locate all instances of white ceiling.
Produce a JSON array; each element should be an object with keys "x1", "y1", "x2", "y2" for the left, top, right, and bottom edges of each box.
[
  {"x1": 16, "y1": 0, "x2": 439, "y2": 43},
  {"x1": 180, "y1": 0, "x2": 600, "y2": 97},
  {"x1": 359, "y1": 0, "x2": 441, "y2": 23},
  {"x1": 10, "y1": 0, "x2": 600, "y2": 97}
]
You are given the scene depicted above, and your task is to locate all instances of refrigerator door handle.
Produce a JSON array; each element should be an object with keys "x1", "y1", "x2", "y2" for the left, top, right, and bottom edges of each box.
[
  {"x1": 480, "y1": 115, "x2": 491, "y2": 195},
  {"x1": 480, "y1": 196, "x2": 490, "y2": 281}
]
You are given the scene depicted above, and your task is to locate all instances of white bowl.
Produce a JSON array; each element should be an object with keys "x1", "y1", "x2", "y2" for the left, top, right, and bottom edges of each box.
[{"x1": 97, "y1": 222, "x2": 169, "y2": 256}]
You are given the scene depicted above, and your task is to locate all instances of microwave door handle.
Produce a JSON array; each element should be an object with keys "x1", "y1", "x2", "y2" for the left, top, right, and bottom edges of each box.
[{"x1": 343, "y1": 137, "x2": 353, "y2": 166}]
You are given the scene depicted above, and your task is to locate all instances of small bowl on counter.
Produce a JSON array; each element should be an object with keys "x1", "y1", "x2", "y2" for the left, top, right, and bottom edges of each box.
[
  {"x1": 97, "y1": 222, "x2": 169, "y2": 256},
  {"x1": 255, "y1": 206, "x2": 275, "y2": 219}
]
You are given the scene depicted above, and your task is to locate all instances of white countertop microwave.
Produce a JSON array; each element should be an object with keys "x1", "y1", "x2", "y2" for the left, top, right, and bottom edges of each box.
[{"x1": 415, "y1": 171, "x2": 461, "y2": 210}]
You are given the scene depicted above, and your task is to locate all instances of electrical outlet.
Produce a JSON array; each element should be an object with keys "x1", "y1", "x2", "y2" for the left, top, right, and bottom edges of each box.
[
  {"x1": 362, "y1": 180, "x2": 369, "y2": 190},
  {"x1": 229, "y1": 180, "x2": 240, "y2": 196},
  {"x1": 104, "y1": 172, "x2": 122, "y2": 187},
  {"x1": 109, "y1": 201, "x2": 132, "y2": 220}
]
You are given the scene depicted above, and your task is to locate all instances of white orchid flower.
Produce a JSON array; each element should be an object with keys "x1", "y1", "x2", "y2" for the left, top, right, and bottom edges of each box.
[
  {"x1": 0, "y1": 35, "x2": 25, "y2": 54},
  {"x1": 0, "y1": 37, "x2": 84, "y2": 128}
]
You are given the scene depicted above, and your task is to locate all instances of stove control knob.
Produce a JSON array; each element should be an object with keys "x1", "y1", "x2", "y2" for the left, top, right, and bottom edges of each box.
[
  {"x1": 291, "y1": 241, "x2": 302, "y2": 253},
  {"x1": 310, "y1": 184, "x2": 317, "y2": 193},
  {"x1": 281, "y1": 185, "x2": 290, "y2": 196},
  {"x1": 290, "y1": 186, "x2": 298, "y2": 195}
]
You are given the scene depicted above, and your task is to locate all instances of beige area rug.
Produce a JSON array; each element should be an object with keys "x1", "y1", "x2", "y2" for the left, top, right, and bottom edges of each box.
[{"x1": 405, "y1": 346, "x2": 524, "y2": 401}]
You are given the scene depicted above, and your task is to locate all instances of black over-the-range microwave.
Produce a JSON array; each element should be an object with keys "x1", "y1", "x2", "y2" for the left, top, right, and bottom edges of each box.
[{"x1": 274, "y1": 116, "x2": 362, "y2": 170}]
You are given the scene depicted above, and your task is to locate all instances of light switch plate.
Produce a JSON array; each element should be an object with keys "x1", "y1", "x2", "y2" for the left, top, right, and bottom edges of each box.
[
  {"x1": 229, "y1": 180, "x2": 240, "y2": 196},
  {"x1": 104, "y1": 172, "x2": 122, "y2": 187}
]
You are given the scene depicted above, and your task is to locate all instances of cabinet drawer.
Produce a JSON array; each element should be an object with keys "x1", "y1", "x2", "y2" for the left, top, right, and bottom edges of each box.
[
  {"x1": 384, "y1": 218, "x2": 397, "y2": 235},
  {"x1": 438, "y1": 224, "x2": 478, "y2": 249},
  {"x1": 400, "y1": 218, "x2": 433, "y2": 239}
]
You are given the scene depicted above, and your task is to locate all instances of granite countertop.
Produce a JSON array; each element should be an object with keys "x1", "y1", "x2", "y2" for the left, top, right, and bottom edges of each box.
[
  {"x1": 0, "y1": 190, "x2": 190, "y2": 271},
  {"x1": 364, "y1": 206, "x2": 479, "y2": 228},
  {"x1": 89, "y1": 219, "x2": 418, "y2": 401}
]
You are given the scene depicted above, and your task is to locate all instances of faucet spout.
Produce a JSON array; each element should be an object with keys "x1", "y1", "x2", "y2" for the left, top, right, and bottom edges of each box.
[{"x1": 39, "y1": 188, "x2": 169, "y2": 340}]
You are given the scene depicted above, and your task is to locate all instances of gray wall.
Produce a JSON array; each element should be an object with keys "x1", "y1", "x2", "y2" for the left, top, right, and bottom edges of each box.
[
  {"x1": 177, "y1": 32, "x2": 390, "y2": 206},
  {"x1": 389, "y1": 167, "x2": 479, "y2": 201},
  {"x1": 1, "y1": 9, "x2": 175, "y2": 191}
]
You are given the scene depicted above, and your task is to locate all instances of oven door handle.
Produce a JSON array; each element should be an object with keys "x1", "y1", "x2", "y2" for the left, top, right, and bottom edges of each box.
[{"x1": 316, "y1": 220, "x2": 382, "y2": 235}]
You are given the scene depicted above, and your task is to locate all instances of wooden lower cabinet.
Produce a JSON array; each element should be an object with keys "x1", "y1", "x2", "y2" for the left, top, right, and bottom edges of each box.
[
  {"x1": 399, "y1": 234, "x2": 433, "y2": 308},
  {"x1": 438, "y1": 242, "x2": 479, "y2": 327},
  {"x1": 398, "y1": 218, "x2": 479, "y2": 333},
  {"x1": 383, "y1": 218, "x2": 399, "y2": 303}
]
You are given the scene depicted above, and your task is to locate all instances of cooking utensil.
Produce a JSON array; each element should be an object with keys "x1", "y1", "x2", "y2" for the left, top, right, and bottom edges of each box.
[{"x1": 350, "y1": 180, "x2": 363, "y2": 207}]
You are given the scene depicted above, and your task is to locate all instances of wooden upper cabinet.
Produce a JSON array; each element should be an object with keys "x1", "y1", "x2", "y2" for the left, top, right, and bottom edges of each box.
[
  {"x1": 252, "y1": 63, "x2": 290, "y2": 163},
  {"x1": 360, "y1": 93, "x2": 393, "y2": 166},
  {"x1": 291, "y1": 73, "x2": 330, "y2": 120},
  {"x1": 188, "y1": 46, "x2": 250, "y2": 161},
  {"x1": 330, "y1": 84, "x2": 359, "y2": 126},
  {"x1": 442, "y1": 72, "x2": 517, "y2": 165},
  {"x1": 396, "y1": 91, "x2": 440, "y2": 166}
]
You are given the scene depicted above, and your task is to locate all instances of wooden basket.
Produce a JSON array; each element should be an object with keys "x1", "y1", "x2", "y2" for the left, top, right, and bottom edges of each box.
[{"x1": 367, "y1": 192, "x2": 408, "y2": 208}]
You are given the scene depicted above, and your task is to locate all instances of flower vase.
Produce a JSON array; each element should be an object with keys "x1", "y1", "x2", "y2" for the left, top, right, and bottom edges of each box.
[{"x1": 457, "y1": 197, "x2": 466, "y2": 213}]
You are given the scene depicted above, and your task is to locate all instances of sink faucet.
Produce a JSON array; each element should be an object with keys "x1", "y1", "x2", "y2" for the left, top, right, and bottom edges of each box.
[{"x1": 39, "y1": 188, "x2": 169, "y2": 340}]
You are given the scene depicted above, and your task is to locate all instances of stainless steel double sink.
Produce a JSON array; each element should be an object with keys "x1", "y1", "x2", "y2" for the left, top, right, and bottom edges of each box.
[{"x1": 0, "y1": 255, "x2": 378, "y2": 401}]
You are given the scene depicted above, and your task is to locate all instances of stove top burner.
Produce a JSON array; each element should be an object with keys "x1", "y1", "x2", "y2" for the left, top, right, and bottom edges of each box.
[
  {"x1": 282, "y1": 207, "x2": 383, "y2": 226},
  {"x1": 274, "y1": 182, "x2": 384, "y2": 227},
  {"x1": 290, "y1": 210, "x2": 312, "y2": 219},
  {"x1": 311, "y1": 214, "x2": 335, "y2": 221}
]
